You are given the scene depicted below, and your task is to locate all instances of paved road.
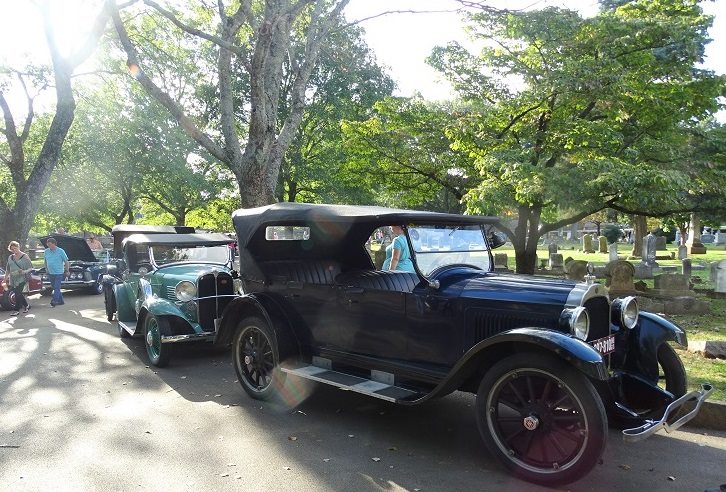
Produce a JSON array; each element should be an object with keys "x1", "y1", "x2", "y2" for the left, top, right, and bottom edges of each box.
[{"x1": 1, "y1": 292, "x2": 725, "y2": 492}]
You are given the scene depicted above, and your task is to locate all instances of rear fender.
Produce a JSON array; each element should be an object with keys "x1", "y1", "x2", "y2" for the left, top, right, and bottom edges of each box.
[
  {"x1": 627, "y1": 311, "x2": 687, "y2": 382},
  {"x1": 113, "y1": 283, "x2": 136, "y2": 322},
  {"x1": 216, "y1": 294, "x2": 298, "y2": 356},
  {"x1": 435, "y1": 328, "x2": 608, "y2": 399}
]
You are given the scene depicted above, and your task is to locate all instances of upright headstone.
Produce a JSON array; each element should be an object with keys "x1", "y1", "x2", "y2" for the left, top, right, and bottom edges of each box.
[
  {"x1": 652, "y1": 273, "x2": 695, "y2": 297},
  {"x1": 675, "y1": 229, "x2": 681, "y2": 245},
  {"x1": 582, "y1": 234, "x2": 594, "y2": 253},
  {"x1": 682, "y1": 258, "x2": 692, "y2": 279},
  {"x1": 641, "y1": 232, "x2": 658, "y2": 267},
  {"x1": 609, "y1": 243, "x2": 619, "y2": 262},
  {"x1": 548, "y1": 242, "x2": 558, "y2": 256},
  {"x1": 549, "y1": 253, "x2": 564, "y2": 271},
  {"x1": 716, "y1": 260, "x2": 726, "y2": 293},
  {"x1": 711, "y1": 261, "x2": 720, "y2": 285},
  {"x1": 494, "y1": 253, "x2": 510, "y2": 271},
  {"x1": 605, "y1": 260, "x2": 636, "y2": 295},
  {"x1": 655, "y1": 236, "x2": 667, "y2": 251},
  {"x1": 598, "y1": 236, "x2": 608, "y2": 253},
  {"x1": 565, "y1": 260, "x2": 588, "y2": 281},
  {"x1": 678, "y1": 245, "x2": 688, "y2": 261}
]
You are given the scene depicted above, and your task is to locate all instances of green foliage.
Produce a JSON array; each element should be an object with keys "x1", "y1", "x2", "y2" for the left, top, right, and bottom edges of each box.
[
  {"x1": 342, "y1": 96, "x2": 477, "y2": 212},
  {"x1": 602, "y1": 224, "x2": 623, "y2": 244},
  {"x1": 428, "y1": 0, "x2": 726, "y2": 271}
]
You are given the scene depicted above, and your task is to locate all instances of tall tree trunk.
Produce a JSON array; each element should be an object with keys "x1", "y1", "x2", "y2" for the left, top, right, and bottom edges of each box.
[
  {"x1": 510, "y1": 205, "x2": 543, "y2": 274},
  {"x1": 630, "y1": 215, "x2": 647, "y2": 257}
]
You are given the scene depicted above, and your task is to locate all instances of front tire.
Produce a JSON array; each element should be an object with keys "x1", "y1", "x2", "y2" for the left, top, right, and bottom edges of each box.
[
  {"x1": 232, "y1": 316, "x2": 286, "y2": 401},
  {"x1": 476, "y1": 352, "x2": 607, "y2": 486},
  {"x1": 144, "y1": 314, "x2": 170, "y2": 367},
  {"x1": 657, "y1": 343, "x2": 687, "y2": 397},
  {"x1": 104, "y1": 285, "x2": 116, "y2": 323}
]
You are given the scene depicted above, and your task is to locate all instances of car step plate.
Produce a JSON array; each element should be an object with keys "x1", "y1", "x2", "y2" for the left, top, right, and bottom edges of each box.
[{"x1": 281, "y1": 363, "x2": 420, "y2": 403}]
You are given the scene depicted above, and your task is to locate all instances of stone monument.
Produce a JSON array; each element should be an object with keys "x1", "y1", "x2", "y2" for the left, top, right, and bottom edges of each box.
[
  {"x1": 604, "y1": 260, "x2": 637, "y2": 297},
  {"x1": 598, "y1": 236, "x2": 608, "y2": 253},
  {"x1": 582, "y1": 234, "x2": 595, "y2": 253},
  {"x1": 686, "y1": 213, "x2": 707, "y2": 254}
]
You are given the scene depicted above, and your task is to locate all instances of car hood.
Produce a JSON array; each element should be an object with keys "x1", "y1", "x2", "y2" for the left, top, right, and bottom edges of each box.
[
  {"x1": 458, "y1": 273, "x2": 578, "y2": 307},
  {"x1": 40, "y1": 235, "x2": 97, "y2": 263}
]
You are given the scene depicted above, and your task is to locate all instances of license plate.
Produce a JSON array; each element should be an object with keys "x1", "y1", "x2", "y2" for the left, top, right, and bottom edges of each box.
[{"x1": 590, "y1": 334, "x2": 616, "y2": 355}]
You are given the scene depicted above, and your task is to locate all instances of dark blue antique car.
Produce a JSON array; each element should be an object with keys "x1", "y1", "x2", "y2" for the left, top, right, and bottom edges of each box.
[
  {"x1": 36, "y1": 235, "x2": 111, "y2": 295},
  {"x1": 215, "y1": 203, "x2": 712, "y2": 486}
]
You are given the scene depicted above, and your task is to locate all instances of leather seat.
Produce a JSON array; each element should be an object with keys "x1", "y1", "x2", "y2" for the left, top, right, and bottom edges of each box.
[
  {"x1": 264, "y1": 260, "x2": 341, "y2": 285},
  {"x1": 336, "y1": 270, "x2": 420, "y2": 293}
]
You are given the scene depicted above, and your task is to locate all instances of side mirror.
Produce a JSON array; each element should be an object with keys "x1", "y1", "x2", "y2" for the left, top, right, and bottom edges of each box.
[{"x1": 487, "y1": 229, "x2": 508, "y2": 249}]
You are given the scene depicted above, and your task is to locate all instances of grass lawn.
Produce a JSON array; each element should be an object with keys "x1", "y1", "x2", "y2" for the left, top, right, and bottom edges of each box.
[{"x1": 495, "y1": 240, "x2": 726, "y2": 400}]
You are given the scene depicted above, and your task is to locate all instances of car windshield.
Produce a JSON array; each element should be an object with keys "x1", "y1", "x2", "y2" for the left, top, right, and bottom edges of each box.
[
  {"x1": 409, "y1": 224, "x2": 492, "y2": 275},
  {"x1": 150, "y1": 245, "x2": 229, "y2": 266}
]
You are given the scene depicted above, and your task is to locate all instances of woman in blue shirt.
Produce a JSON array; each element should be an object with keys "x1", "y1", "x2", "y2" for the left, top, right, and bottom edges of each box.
[{"x1": 382, "y1": 225, "x2": 415, "y2": 272}]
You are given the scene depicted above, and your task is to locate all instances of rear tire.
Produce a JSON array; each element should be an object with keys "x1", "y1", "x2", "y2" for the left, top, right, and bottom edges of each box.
[
  {"x1": 232, "y1": 316, "x2": 286, "y2": 401},
  {"x1": 475, "y1": 352, "x2": 607, "y2": 486}
]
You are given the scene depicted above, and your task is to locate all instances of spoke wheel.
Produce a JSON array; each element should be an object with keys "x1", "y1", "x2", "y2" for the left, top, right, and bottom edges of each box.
[
  {"x1": 476, "y1": 352, "x2": 607, "y2": 486},
  {"x1": 144, "y1": 314, "x2": 170, "y2": 367},
  {"x1": 233, "y1": 316, "x2": 285, "y2": 401}
]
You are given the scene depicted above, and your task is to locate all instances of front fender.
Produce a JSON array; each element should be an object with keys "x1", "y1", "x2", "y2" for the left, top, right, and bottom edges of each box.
[
  {"x1": 422, "y1": 328, "x2": 608, "y2": 404},
  {"x1": 216, "y1": 294, "x2": 274, "y2": 346},
  {"x1": 144, "y1": 296, "x2": 187, "y2": 318},
  {"x1": 627, "y1": 311, "x2": 688, "y2": 382},
  {"x1": 113, "y1": 283, "x2": 136, "y2": 322}
]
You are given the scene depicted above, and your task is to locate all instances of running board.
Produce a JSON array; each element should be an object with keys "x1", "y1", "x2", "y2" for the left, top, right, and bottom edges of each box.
[{"x1": 281, "y1": 361, "x2": 422, "y2": 403}]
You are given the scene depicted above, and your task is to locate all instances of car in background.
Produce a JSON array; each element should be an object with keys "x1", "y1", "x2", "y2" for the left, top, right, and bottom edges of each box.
[
  {"x1": 35, "y1": 235, "x2": 111, "y2": 295},
  {"x1": 212, "y1": 202, "x2": 712, "y2": 486},
  {"x1": 0, "y1": 267, "x2": 43, "y2": 310},
  {"x1": 103, "y1": 232, "x2": 239, "y2": 367}
]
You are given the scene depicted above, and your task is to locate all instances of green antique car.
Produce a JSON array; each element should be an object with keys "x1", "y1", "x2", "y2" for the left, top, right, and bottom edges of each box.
[{"x1": 102, "y1": 232, "x2": 239, "y2": 367}]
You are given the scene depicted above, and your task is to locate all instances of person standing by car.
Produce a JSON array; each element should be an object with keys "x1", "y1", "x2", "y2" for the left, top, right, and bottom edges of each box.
[
  {"x1": 382, "y1": 225, "x2": 415, "y2": 272},
  {"x1": 86, "y1": 235, "x2": 103, "y2": 251},
  {"x1": 4, "y1": 241, "x2": 33, "y2": 315},
  {"x1": 44, "y1": 237, "x2": 70, "y2": 307}
]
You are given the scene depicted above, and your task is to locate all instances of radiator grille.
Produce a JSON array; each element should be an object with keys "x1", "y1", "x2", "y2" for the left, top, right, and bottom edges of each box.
[
  {"x1": 166, "y1": 286, "x2": 177, "y2": 300},
  {"x1": 197, "y1": 272, "x2": 235, "y2": 332},
  {"x1": 584, "y1": 296, "x2": 611, "y2": 341}
]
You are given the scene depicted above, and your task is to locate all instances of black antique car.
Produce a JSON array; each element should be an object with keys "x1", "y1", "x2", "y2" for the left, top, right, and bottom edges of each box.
[
  {"x1": 214, "y1": 203, "x2": 712, "y2": 486},
  {"x1": 36, "y1": 235, "x2": 112, "y2": 295},
  {"x1": 103, "y1": 233, "x2": 238, "y2": 367}
]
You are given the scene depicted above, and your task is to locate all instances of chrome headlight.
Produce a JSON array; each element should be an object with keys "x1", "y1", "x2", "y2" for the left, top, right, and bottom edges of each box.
[
  {"x1": 612, "y1": 296, "x2": 638, "y2": 329},
  {"x1": 561, "y1": 306, "x2": 590, "y2": 341},
  {"x1": 175, "y1": 281, "x2": 196, "y2": 302}
]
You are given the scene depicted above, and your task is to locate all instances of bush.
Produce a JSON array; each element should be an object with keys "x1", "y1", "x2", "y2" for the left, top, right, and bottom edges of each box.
[{"x1": 603, "y1": 225, "x2": 623, "y2": 244}]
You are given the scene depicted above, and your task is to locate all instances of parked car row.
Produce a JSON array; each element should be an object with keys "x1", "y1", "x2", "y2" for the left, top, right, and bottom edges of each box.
[{"x1": 18, "y1": 206, "x2": 713, "y2": 486}]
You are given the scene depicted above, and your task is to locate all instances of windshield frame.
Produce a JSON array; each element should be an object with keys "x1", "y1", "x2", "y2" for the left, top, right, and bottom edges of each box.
[
  {"x1": 404, "y1": 223, "x2": 494, "y2": 277},
  {"x1": 148, "y1": 244, "x2": 233, "y2": 269}
]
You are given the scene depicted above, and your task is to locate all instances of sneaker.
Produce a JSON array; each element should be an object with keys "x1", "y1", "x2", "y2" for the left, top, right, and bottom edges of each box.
[
  {"x1": 23, "y1": 306, "x2": 29, "y2": 313},
  {"x1": 11, "y1": 311, "x2": 19, "y2": 316},
  {"x1": 50, "y1": 301, "x2": 55, "y2": 307}
]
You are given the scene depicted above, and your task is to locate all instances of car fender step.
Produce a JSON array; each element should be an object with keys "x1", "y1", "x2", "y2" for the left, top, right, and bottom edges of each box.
[{"x1": 281, "y1": 362, "x2": 422, "y2": 403}]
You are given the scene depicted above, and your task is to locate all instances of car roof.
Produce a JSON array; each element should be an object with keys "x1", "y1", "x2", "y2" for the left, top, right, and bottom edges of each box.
[
  {"x1": 123, "y1": 233, "x2": 233, "y2": 247},
  {"x1": 111, "y1": 224, "x2": 179, "y2": 234},
  {"x1": 232, "y1": 202, "x2": 499, "y2": 248}
]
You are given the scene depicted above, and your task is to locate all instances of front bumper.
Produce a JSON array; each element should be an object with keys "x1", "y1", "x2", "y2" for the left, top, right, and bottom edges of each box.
[
  {"x1": 42, "y1": 280, "x2": 95, "y2": 290},
  {"x1": 622, "y1": 383, "x2": 713, "y2": 442}
]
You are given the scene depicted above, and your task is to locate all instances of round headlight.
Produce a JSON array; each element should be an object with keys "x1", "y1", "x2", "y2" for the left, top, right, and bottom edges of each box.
[
  {"x1": 613, "y1": 296, "x2": 639, "y2": 329},
  {"x1": 175, "y1": 281, "x2": 196, "y2": 302},
  {"x1": 562, "y1": 306, "x2": 590, "y2": 341}
]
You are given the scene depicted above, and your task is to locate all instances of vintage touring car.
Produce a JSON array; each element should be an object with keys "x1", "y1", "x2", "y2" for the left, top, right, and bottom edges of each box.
[
  {"x1": 103, "y1": 233, "x2": 238, "y2": 367},
  {"x1": 212, "y1": 203, "x2": 712, "y2": 486},
  {"x1": 35, "y1": 235, "x2": 112, "y2": 295}
]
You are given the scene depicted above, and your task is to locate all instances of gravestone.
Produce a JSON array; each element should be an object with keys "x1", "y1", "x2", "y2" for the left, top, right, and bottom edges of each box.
[
  {"x1": 598, "y1": 236, "x2": 608, "y2": 253},
  {"x1": 686, "y1": 213, "x2": 707, "y2": 254},
  {"x1": 494, "y1": 253, "x2": 510, "y2": 271},
  {"x1": 609, "y1": 243, "x2": 619, "y2": 262},
  {"x1": 605, "y1": 260, "x2": 637, "y2": 296},
  {"x1": 716, "y1": 260, "x2": 726, "y2": 293},
  {"x1": 674, "y1": 229, "x2": 681, "y2": 245},
  {"x1": 682, "y1": 258, "x2": 692, "y2": 279},
  {"x1": 548, "y1": 242, "x2": 558, "y2": 256},
  {"x1": 678, "y1": 245, "x2": 688, "y2": 261},
  {"x1": 565, "y1": 260, "x2": 588, "y2": 281},
  {"x1": 582, "y1": 234, "x2": 595, "y2": 253},
  {"x1": 651, "y1": 273, "x2": 695, "y2": 297},
  {"x1": 655, "y1": 236, "x2": 667, "y2": 251},
  {"x1": 641, "y1": 232, "x2": 658, "y2": 267},
  {"x1": 549, "y1": 253, "x2": 564, "y2": 271}
]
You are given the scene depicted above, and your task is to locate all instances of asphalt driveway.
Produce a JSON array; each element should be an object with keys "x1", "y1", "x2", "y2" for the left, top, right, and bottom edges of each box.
[{"x1": 1, "y1": 291, "x2": 725, "y2": 491}]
